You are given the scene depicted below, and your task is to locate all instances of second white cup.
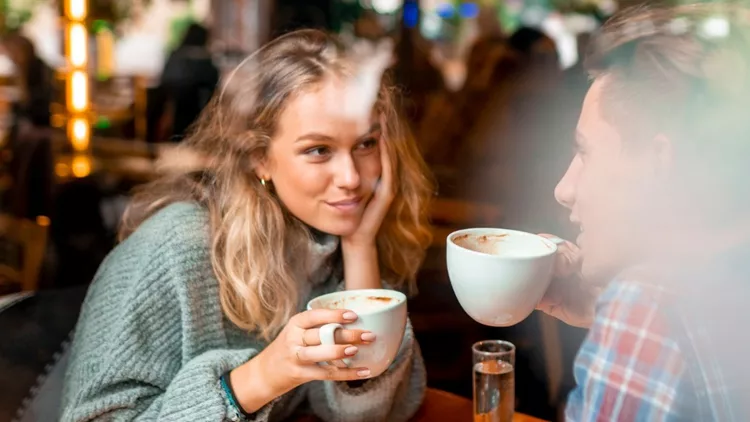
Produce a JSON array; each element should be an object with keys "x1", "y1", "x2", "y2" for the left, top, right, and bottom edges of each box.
[{"x1": 446, "y1": 228, "x2": 559, "y2": 327}]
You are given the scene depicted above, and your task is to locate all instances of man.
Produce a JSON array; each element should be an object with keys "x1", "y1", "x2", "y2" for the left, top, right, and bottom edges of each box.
[{"x1": 538, "y1": 4, "x2": 750, "y2": 420}]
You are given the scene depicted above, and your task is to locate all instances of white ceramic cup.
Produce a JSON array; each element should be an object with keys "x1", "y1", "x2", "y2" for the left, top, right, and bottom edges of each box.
[
  {"x1": 306, "y1": 288, "x2": 407, "y2": 378},
  {"x1": 446, "y1": 228, "x2": 561, "y2": 327}
]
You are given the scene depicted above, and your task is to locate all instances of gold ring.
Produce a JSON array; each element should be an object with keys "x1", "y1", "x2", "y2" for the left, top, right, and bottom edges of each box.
[
  {"x1": 302, "y1": 332, "x2": 309, "y2": 347},
  {"x1": 296, "y1": 347, "x2": 303, "y2": 362}
]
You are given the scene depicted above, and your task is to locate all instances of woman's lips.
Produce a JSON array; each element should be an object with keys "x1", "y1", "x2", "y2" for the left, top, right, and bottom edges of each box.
[{"x1": 326, "y1": 197, "x2": 363, "y2": 213}]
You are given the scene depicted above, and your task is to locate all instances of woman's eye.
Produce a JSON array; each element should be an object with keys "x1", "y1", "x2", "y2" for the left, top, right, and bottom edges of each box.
[
  {"x1": 357, "y1": 138, "x2": 378, "y2": 150},
  {"x1": 304, "y1": 146, "x2": 330, "y2": 157}
]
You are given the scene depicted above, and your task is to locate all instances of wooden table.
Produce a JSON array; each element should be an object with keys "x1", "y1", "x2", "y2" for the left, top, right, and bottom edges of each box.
[
  {"x1": 294, "y1": 388, "x2": 545, "y2": 422},
  {"x1": 411, "y1": 388, "x2": 545, "y2": 422}
]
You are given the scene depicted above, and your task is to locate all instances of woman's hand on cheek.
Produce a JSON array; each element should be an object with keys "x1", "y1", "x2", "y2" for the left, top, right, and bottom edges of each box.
[{"x1": 342, "y1": 133, "x2": 394, "y2": 249}]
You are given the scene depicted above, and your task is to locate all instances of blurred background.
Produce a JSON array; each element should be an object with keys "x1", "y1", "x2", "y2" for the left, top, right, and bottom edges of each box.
[{"x1": 0, "y1": 0, "x2": 642, "y2": 420}]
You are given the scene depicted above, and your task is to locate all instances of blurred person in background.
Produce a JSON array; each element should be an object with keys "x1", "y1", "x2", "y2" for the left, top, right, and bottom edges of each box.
[
  {"x1": 159, "y1": 22, "x2": 220, "y2": 142},
  {"x1": 62, "y1": 29, "x2": 433, "y2": 421},
  {"x1": 1, "y1": 30, "x2": 52, "y2": 129},
  {"x1": 537, "y1": 4, "x2": 750, "y2": 420},
  {"x1": 475, "y1": 26, "x2": 567, "y2": 229},
  {"x1": 416, "y1": 5, "x2": 511, "y2": 173},
  {"x1": 354, "y1": 10, "x2": 387, "y2": 41},
  {"x1": 391, "y1": 22, "x2": 443, "y2": 124},
  {"x1": 452, "y1": 26, "x2": 564, "y2": 204},
  {"x1": 0, "y1": 30, "x2": 53, "y2": 220}
]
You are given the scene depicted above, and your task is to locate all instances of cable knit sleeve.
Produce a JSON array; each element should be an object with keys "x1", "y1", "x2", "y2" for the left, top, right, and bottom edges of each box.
[
  {"x1": 60, "y1": 203, "x2": 280, "y2": 422},
  {"x1": 307, "y1": 318, "x2": 427, "y2": 422}
]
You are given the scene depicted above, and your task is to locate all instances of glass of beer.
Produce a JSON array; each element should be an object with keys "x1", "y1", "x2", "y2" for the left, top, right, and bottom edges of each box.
[{"x1": 472, "y1": 340, "x2": 515, "y2": 422}]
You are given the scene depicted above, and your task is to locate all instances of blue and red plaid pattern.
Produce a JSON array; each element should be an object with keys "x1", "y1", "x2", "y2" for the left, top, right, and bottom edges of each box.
[
  {"x1": 565, "y1": 276, "x2": 690, "y2": 421},
  {"x1": 566, "y1": 265, "x2": 750, "y2": 421}
]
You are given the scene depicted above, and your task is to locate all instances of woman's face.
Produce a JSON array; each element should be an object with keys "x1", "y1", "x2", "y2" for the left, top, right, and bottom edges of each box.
[{"x1": 257, "y1": 78, "x2": 383, "y2": 236}]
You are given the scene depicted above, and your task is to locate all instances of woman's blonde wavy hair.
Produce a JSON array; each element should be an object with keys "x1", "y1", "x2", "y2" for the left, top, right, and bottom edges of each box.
[{"x1": 119, "y1": 29, "x2": 434, "y2": 340}]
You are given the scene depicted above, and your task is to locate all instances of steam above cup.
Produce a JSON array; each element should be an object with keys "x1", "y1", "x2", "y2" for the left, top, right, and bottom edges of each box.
[{"x1": 446, "y1": 228, "x2": 559, "y2": 327}]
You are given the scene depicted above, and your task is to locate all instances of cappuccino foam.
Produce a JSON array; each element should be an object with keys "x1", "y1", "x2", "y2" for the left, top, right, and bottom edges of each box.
[
  {"x1": 452, "y1": 233, "x2": 508, "y2": 255},
  {"x1": 325, "y1": 295, "x2": 398, "y2": 313},
  {"x1": 452, "y1": 232, "x2": 555, "y2": 258}
]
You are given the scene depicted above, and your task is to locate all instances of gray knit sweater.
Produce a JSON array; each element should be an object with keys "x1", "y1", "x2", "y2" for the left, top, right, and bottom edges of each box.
[{"x1": 61, "y1": 202, "x2": 426, "y2": 421}]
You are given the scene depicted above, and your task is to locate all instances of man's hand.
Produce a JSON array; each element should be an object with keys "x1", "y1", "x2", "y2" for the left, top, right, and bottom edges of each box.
[{"x1": 537, "y1": 234, "x2": 600, "y2": 328}]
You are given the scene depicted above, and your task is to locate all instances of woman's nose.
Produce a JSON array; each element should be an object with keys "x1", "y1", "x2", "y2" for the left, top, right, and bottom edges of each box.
[{"x1": 334, "y1": 155, "x2": 361, "y2": 190}]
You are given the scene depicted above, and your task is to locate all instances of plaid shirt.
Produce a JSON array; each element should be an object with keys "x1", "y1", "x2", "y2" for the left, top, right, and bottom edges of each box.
[{"x1": 566, "y1": 267, "x2": 750, "y2": 422}]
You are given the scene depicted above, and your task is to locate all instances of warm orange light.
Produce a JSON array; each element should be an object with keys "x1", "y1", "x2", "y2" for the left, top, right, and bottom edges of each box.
[
  {"x1": 66, "y1": 0, "x2": 87, "y2": 20},
  {"x1": 51, "y1": 113, "x2": 65, "y2": 128},
  {"x1": 65, "y1": 0, "x2": 90, "y2": 153},
  {"x1": 68, "y1": 71, "x2": 88, "y2": 112},
  {"x1": 96, "y1": 29, "x2": 115, "y2": 79},
  {"x1": 68, "y1": 117, "x2": 90, "y2": 151},
  {"x1": 72, "y1": 155, "x2": 92, "y2": 178},
  {"x1": 68, "y1": 23, "x2": 87, "y2": 67},
  {"x1": 55, "y1": 162, "x2": 71, "y2": 177},
  {"x1": 36, "y1": 216, "x2": 51, "y2": 227}
]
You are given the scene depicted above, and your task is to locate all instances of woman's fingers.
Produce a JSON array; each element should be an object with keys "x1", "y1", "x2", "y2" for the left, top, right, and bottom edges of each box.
[
  {"x1": 303, "y1": 365, "x2": 372, "y2": 381},
  {"x1": 295, "y1": 344, "x2": 359, "y2": 364},
  {"x1": 302, "y1": 328, "x2": 375, "y2": 346},
  {"x1": 291, "y1": 309, "x2": 357, "y2": 329}
]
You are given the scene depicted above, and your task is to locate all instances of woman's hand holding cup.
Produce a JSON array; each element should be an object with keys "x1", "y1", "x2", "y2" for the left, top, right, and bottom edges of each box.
[{"x1": 230, "y1": 309, "x2": 375, "y2": 413}]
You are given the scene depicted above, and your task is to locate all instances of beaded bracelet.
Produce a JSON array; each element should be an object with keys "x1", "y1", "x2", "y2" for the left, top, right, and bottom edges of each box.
[{"x1": 219, "y1": 372, "x2": 254, "y2": 421}]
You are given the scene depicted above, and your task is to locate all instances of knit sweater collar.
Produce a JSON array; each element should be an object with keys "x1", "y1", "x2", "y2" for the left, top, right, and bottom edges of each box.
[{"x1": 304, "y1": 227, "x2": 341, "y2": 287}]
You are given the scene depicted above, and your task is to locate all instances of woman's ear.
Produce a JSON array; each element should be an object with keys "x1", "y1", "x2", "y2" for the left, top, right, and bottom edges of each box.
[{"x1": 251, "y1": 151, "x2": 271, "y2": 181}]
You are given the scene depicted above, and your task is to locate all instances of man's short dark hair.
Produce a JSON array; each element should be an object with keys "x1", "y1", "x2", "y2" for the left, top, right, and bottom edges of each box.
[
  {"x1": 585, "y1": 4, "x2": 750, "y2": 142},
  {"x1": 585, "y1": 4, "x2": 750, "y2": 218}
]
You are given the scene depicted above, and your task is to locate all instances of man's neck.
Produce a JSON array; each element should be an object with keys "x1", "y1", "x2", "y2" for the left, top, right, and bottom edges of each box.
[{"x1": 640, "y1": 215, "x2": 750, "y2": 273}]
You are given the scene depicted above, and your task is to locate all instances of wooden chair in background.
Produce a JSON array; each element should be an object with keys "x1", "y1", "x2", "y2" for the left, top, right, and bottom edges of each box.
[{"x1": 0, "y1": 214, "x2": 49, "y2": 294}]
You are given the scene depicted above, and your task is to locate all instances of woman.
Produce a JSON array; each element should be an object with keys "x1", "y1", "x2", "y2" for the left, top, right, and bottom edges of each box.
[{"x1": 62, "y1": 29, "x2": 433, "y2": 421}]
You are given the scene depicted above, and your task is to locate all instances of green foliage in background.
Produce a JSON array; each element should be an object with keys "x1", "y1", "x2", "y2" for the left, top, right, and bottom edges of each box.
[
  {"x1": 167, "y1": 13, "x2": 197, "y2": 50},
  {"x1": 2, "y1": 0, "x2": 45, "y2": 31}
]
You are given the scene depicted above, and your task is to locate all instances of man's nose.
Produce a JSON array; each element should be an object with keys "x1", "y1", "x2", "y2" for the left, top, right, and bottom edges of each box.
[{"x1": 555, "y1": 160, "x2": 578, "y2": 210}]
